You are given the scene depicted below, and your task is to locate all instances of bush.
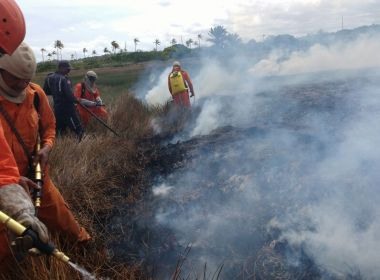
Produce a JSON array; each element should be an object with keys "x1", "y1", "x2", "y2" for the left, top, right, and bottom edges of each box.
[{"x1": 162, "y1": 44, "x2": 191, "y2": 59}]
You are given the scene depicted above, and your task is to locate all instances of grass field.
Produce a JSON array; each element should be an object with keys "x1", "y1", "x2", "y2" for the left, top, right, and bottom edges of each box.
[{"x1": 33, "y1": 63, "x2": 147, "y2": 102}]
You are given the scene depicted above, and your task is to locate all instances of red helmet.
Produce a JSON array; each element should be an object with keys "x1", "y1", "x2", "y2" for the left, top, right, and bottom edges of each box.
[{"x1": 0, "y1": 0, "x2": 26, "y2": 56}]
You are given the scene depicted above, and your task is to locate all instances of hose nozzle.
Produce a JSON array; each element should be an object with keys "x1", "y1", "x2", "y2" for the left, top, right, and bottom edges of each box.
[
  {"x1": 52, "y1": 249, "x2": 70, "y2": 263},
  {"x1": 33, "y1": 140, "x2": 43, "y2": 212}
]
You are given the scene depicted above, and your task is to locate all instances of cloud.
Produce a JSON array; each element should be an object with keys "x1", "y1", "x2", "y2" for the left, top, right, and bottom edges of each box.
[
  {"x1": 226, "y1": 0, "x2": 380, "y2": 39},
  {"x1": 158, "y1": 1, "x2": 171, "y2": 7},
  {"x1": 17, "y1": 0, "x2": 380, "y2": 60}
]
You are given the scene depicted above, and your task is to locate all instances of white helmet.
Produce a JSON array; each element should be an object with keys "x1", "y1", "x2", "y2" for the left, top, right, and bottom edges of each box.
[
  {"x1": 0, "y1": 41, "x2": 36, "y2": 79},
  {"x1": 86, "y1": 70, "x2": 97, "y2": 79},
  {"x1": 173, "y1": 61, "x2": 181, "y2": 67}
]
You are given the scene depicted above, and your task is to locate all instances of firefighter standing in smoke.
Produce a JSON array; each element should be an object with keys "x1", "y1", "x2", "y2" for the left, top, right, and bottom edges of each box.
[
  {"x1": 168, "y1": 61, "x2": 195, "y2": 108},
  {"x1": 0, "y1": 0, "x2": 53, "y2": 269},
  {"x1": 43, "y1": 61, "x2": 84, "y2": 140},
  {"x1": 74, "y1": 70, "x2": 108, "y2": 127},
  {"x1": 0, "y1": 42, "x2": 91, "y2": 265}
]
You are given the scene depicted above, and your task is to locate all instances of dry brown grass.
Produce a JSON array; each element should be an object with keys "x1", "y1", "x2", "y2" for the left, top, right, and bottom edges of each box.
[{"x1": 1, "y1": 91, "x2": 159, "y2": 280}]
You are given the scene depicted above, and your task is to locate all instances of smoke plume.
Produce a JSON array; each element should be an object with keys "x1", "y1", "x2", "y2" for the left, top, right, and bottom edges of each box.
[{"x1": 139, "y1": 29, "x2": 380, "y2": 278}]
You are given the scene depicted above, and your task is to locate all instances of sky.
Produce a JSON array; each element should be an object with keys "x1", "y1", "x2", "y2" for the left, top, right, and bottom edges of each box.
[{"x1": 17, "y1": 0, "x2": 380, "y2": 61}]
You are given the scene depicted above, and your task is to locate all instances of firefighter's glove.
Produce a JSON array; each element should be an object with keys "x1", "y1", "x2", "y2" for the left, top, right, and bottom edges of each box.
[
  {"x1": 33, "y1": 144, "x2": 52, "y2": 170},
  {"x1": 18, "y1": 176, "x2": 40, "y2": 195},
  {"x1": 11, "y1": 236, "x2": 42, "y2": 260},
  {"x1": 12, "y1": 235, "x2": 35, "y2": 254},
  {"x1": 79, "y1": 99, "x2": 97, "y2": 107},
  {"x1": 0, "y1": 184, "x2": 49, "y2": 243},
  {"x1": 95, "y1": 97, "x2": 104, "y2": 106}
]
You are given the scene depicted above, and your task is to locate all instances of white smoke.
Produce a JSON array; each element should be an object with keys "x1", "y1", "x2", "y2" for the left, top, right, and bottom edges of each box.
[
  {"x1": 144, "y1": 58, "x2": 248, "y2": 106},
  {"x1": 190, "y1": 99, "x2": 222, "y2": 137},
  {"x1": 143, "y1": 31, "x2": 380, "y2": 278},
  {"x1": 189, "y1": 35, "x2": 380, "y2": 137},
  {"x1": 279, "y1": 86, "x2": 380, "y2": 278},
  {"x1": 251, "y1": 35, "x2": 380, "y2": 76},
  {"x1": 152, "y1": 183, "x2": 173, "y2": 196},
  {"x1": 145, "y1": 66, "x2": 172, "y2": 105}
]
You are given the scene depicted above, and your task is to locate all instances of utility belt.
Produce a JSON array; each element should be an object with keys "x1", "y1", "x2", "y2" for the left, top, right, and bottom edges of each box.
[{"x1": 172, "y1": 87, "x2": 188, "y2": 95}]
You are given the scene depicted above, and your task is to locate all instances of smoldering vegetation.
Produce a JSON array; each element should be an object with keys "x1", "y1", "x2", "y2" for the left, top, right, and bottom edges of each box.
[
  {"x1": 103, "y1": 30, "x2": 380, "y2": 279},
  {"x1": 108, "y1": 72, "x2": 380, "y2": 279}
]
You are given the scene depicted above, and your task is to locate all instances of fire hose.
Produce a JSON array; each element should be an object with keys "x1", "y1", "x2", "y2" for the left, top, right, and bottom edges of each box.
[
  {"x1": 0, "y1": 210, "x2": 70, "y2": 263},
  {"x1": 78, "y1": 103, "x2": 120, "y2": 137}
]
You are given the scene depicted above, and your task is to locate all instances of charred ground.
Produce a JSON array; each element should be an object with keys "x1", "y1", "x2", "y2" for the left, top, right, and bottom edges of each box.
[
  {"x1": 3, "y1": 72, "x2": 378, "y2": 280},
  {"x1": 102, "y1": 74, "x2": 376, "y2": 279}
]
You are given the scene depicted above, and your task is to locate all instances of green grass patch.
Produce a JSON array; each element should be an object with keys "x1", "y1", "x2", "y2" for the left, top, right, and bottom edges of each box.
[{"x1": 33, "y1": 64, "x2": 145, "y2": 102}]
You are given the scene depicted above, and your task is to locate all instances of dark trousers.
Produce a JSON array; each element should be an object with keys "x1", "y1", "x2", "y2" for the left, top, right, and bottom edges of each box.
[{"x1": 54, "y1": 105, "x2": 84, "y2": 140}]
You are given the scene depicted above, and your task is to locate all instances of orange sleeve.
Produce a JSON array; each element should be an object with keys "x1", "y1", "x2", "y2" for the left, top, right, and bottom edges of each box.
[
  {"x1": 74, "y1": 83, "x2": 82, "y2": 99},
  {"x1": 32, "y1": 83, "x2": 56, "y2": 148},
  {"x1": 182, "y1": 71, "x2": 194, "y2": 94},
  {"x1": 0, "y1": 124, "x2": 20, "y2": 187},
  {"x1": 94, "y1": 89, "x2": 100, "y2": 99}
]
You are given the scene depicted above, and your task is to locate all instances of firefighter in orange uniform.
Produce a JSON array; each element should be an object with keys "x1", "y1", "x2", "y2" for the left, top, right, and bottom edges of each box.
[
  {"x1": 168, "y1": 61, "x2": 195, "y2": 108},
  {"x1": 74, "y1": 70, "x2": 108, "y2": 127},
  {"x1": 0, "y1": 42, "x2": 90, "y2": 263},
  {"x1": 0, "y1": 0, "x2": 51, "y2": 267}
]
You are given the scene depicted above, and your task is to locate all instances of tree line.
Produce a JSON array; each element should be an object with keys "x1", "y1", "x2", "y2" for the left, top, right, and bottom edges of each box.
[{"x1": 39, "y1": 26, "x2": 240, "y2": 62}]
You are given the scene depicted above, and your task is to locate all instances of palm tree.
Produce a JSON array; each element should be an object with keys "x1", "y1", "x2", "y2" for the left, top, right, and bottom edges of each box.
[
  {"x1": 103, "y1": 47, "x2": 110, "y2": 55},
  {"x1": 153, "y1": 39, "x2": 160, "y2": 51},
  {"x1": 47, "y1": 53, "x2": 52, "y2": 61},
  {"x1": 208, "y1": 25, "x2": 228, "y2": 48},
  {"x1": 51, "y1": 50, "x2": 57, "y2": 61},
  {"x1": 111, "y1": 40, "x2": 119, "y2": 54},
  {"x1": 92, "y1": 50, "x2": 97, "y2": 57},
  {"x1": 54, "y1": 40, "x2": 64, "y2": 60},
  {"x1": 185, "y1": 39, "x2": 194, "y2": 49},
  {"x1": 53, "y1": 41, "x2": 59, "y2": 60},
  {"x1": 83, "y1": 47, "x2": 88, "y2": 58},
  {"x1": 197, "y1": 34, "x2": 202, "y2": 48},
  {"x1": 70, "y1": 54, "x2": 75, "y2": 60},
  {"x1": 40, "y1": 48, "x2": 46, "y2": 62},
  {"x1": 226, "y1": 33, "x2": 242, "y2": 46},
  {"x1": 170, "y1": 38, "x2": 177, "y2": 46},
  {"x1": 133, "y1": 38, "x2": 139, "y2": 52}
]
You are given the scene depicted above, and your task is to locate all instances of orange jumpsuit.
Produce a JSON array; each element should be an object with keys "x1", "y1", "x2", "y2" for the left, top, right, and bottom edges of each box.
[
  {"x1": 0, "y1": 83, "x2": 90, "y2": 264},
  {"x1": 74, "y1": 83, "x2": 108, "y2": 127},
  {"x1": 168, "y1": 70, "x2": 194, "y2": 108},
  {"x1": 0, "y1": 125, "x2": 19, "y2": 187},
  {"x1": 0, "y1": 124, "x2": 20, "y2": 268}
]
